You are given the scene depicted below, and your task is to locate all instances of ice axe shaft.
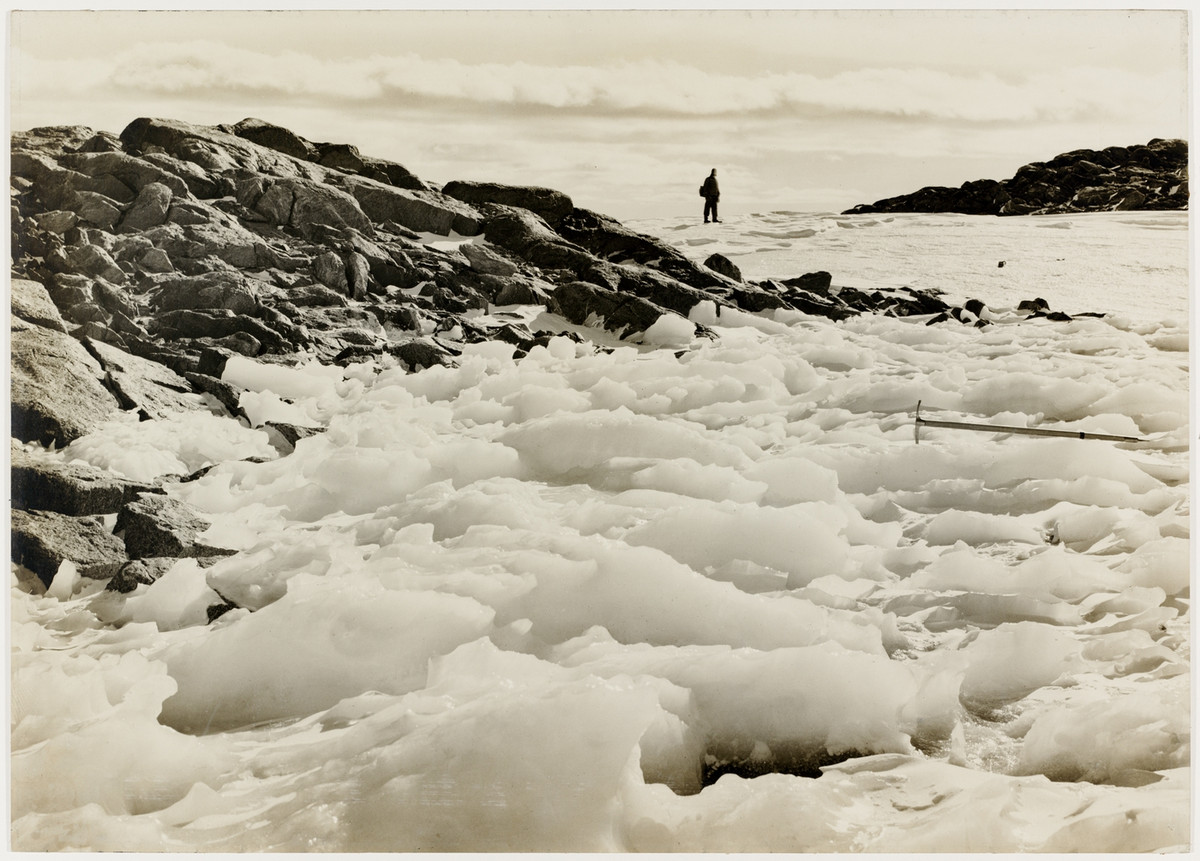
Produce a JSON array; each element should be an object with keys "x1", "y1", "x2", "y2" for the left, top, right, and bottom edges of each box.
[{"x1": 913, "y1": 401, "x2": 1143, "y2": 444}]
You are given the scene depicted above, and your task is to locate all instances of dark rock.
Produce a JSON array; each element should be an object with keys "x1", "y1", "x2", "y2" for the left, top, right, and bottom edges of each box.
[
  {"x1": 557, "y1": 208, "x2": 730, "y2": 293},
  {"x1": 91, "y1": 279, "x2": 140, "y2": 319},
  {"x1": 347, "y1": 251, "x2": 371, "y2": 300},
  {"x1": 263, "y1": 421, "x2": 321, "y2": 455},
  {"x1": 117, "y1": 492, "x2": 236, "y2": 560},
  {"x1": 460, "y1": 241, "x2": 519, "y2": 276},
  {"x1": 12, "y1": 124, "x2": 101, "y2": 157},
  {"x1": 285, "y1": 281, "x2": 350, "y2": 308},
  {"x1": 703, "y1": 253, "x2": 742, "y2": 282},
  {"x1": 375, "y1": 338, "x2": 459, "y2": 371},
  {"x1": 11, "y1": 509, "x2": 128, "y2": 586},
  {"x1": 549, "y1": 280, "x2": 665, "y2": 336},
  {"x1": 209, "y1": 332, "x2": 262, "y2": 356},
  {"x1": 493, "y1": 275, "x2": 551, "y2": 306},
  {"x1": 337, "y1": 174, "x2": 484, "y2": 235},
  {"x1": 184, "y1": 372, "x2": 245, "y2": 417},
  {"x1": 766, "y1": 278, "x2": 853, "y2": 320},
  {"x1": 150, "y1": 270, "x2": 260, "y2": 315},
  {"x1": 846, "y1": 138, "x2": 1188, "y2": 216},
  {"x1": 781, "y1": 271, "x2": 833, "y2": 292},
  {"x1": 72, "y1": 321, "x2": 126, "y2": 348},
  {"x1": 84, "y1": 337, "x2": 204, "y2": 420},
  {"x1": 149, "y1": 309, "x2": 293, "y2": 354},
  {"x1": 316, "y1": 142, "x2": 366, "y2": 173},
  {"x1": 231, "y1": 117, "x2": 314, "y2": 161},
  {"x1": 107, "y1": 557, "x2": 177, "y2": 593},
  {"x1": 63, "y1": 303, "x2": 112, "y2": 327},
  {"x1": 11, "y1": 320, "x2": 119, "y2": 446},
  {"x1": 11, "y1": 442, "x2": 159, "y2": 515},
  {"x1": 118, "y1": 181, "x2": 173, "y2": 232},
  {"x1": 312, "y1": 250, "x2": 350, "y2": 294},
  {"x1": 207, "y1": 601, "x2": 240, "y2": 623},
  {"x1": 68, "y1": 192, "x2": 123, "y2": 230},
  {"x1": 962, "y1": 298, "x2": 988, "y2": 318},
  {"x1": 59, "y1": 244, "x2": 126, "y2": 283},
  {"x1": 484, "y1": 207, "x2": 594, "y2": 272},
  {"x1": 34, "y1": 210, "x2": 80, "y2": 234},
  {"x1": 1018, "y1": 297, "x2": 1050, "y2": 313},
  {"x1": 237, "y1": 175, "x2": 372, "y2": 238},
  {"x1": 197, "y1": 347, "x2": 234, "y2": 378},
  {"x1": 442, "y1": 180, "x2": 574, "y2": 226},
  {"x1": 57, "y1": 150, "x2": 191, "y2": 199}
]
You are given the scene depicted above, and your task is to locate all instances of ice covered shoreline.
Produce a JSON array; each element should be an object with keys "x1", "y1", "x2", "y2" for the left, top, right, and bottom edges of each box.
[
  {"x1": 633, "y1": 210, "x2": 1190, "y2": 323},
  {"x1": 11, "y1": 213, "x2": 1191, "y2": 852}
]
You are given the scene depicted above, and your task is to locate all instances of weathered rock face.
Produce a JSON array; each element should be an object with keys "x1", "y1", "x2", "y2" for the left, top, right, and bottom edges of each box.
[
  {"x1": 704, "y1": 253, "x2": 742, "y2": 282},
  {"x1": 845, "y1": 138, "x2": 1188, "y2": 216},
  {"x1": 11, "y1": 442, "x2": 157, "y2": 516},
  {"x1": 11, "y1": 509, "x2": 128, "y2": 586},
  {"x1": 117, "y1": 492, "x2": 236, "y2": 560},
  {"x1": 442, "y1": 181, "x2": 574, "y2": 226},
  {"x1": 10, "y1": 317, "x2": 122, "y2": 447}
]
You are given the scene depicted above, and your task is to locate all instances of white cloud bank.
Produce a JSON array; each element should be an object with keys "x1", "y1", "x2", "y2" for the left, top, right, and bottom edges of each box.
[{"x1": 18, "y1": 39, "x2": 1184, "y2": 129}]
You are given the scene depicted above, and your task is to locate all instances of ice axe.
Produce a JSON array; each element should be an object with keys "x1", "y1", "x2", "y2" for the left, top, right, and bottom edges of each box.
[{"x1": 913, "y1": 400, "x2": 1144, "y2": 444}]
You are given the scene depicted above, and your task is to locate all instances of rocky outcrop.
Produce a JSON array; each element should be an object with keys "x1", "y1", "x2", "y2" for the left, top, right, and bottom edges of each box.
[
  {"x1": 11, "y1": 509, "x2": 128, "y2": 586},
  {"x1": 117, "y1": 492, "x2": 236, "y2": 560},
  {"x1": 17, "y1": 115, "x2": 1064, "y2": 600},
  {"x1": 11, "y1": 313, "x2": 123, "y2": 447},
  {"x1": 845, "y1": 138, "x2": 1188, "y2": 216},
  {"x1": 11, "y1": 442, "x2": 157, "y2": 516}
]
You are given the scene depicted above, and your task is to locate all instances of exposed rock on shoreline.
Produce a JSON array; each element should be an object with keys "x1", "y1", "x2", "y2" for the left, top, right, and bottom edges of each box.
[
  {"x1": 10, "y1": 116, "x2": 1088, "y2": 597},
  {"x1": 844, "y1": 138, "x2": 1187, "y2": 216}
]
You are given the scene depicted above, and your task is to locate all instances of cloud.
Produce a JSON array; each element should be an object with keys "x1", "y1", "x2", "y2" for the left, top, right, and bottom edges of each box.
[{"x1": 16, "y1": 38, "x2": 1182, "y2": 131}]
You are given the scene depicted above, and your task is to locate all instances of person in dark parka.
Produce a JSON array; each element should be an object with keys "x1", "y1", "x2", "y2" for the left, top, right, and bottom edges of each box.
[{"x1": 701, "y1": 169, "x2": 720, "y2": 223}]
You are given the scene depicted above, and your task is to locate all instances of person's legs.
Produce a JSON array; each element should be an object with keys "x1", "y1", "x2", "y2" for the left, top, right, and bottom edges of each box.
[
  {"x1": 703, "y1": 199, "x2": 714, "y2": 222},
  {"x1": 712, "y1": 199, "x2": 719, "y2": 222}
]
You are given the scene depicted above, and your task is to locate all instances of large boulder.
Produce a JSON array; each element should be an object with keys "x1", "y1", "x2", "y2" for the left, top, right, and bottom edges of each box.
[
  {"x1": 442, "y1": 180, "x2": 574, "y2": 226},
  {"x1": 149, "y1": 271, "x2": 260, "y2": 315},
  {"x1": 557, "y1": 207, "x2": 731, "y2": 293},
  {"x1": 84, "y1": 338, "x2": 207, "y2": 419},
  {"x1": 11, "y1": 319, "x2": 120, "y2": 447},
  {"x1": 11, "y1": 442, "x2": 158, "y2": 515},
  {"x1": 11, "y1": 509, "x2": 128, "y2": 586},
  {"x1": 231, "y1": 117, "x2": 314, "y2": 161},
  {"x1": 336, "y1": 174, "x2": 483, "y2": 235},
  {"x1": 11, "y1": 125, "x2": 101, "y2": 157},
  {"x1": 460, "y1": 241, "x2": 518, "y2": 277},
  {"x1": 118, "y1": 180, "x2": 173, "y2": 232},
  {"x1": 56, "y1": 244, "x2": 126, "y2": 283},
  {"x1": 117, "y1": 492, "x2": 236, "y2": 560},
  {"x1": 57, "y1": 150, "x2": 191, "y2": 199},
  {"x1": 704, "y1": 253, "x2": 742, "y2": 282},
  {"x1": 236, "y1": 175, "x2": 372, "y2": 238},
  {"x1": 548, "y1": 280, "x2": 666, "y2": 337},
  {"x1": 483, "y1": 207, "x2": 594, "y2": 272}
]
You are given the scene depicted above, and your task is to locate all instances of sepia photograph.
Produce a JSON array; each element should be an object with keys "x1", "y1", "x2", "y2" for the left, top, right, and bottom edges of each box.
[{"x1": 8, "y1": 5, "x2": 1191, "y2": 853}]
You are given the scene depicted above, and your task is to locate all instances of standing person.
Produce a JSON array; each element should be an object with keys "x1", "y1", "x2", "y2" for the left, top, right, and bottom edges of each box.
[{"x1": 701, "y1": 168, "x2": 720, "y2": 223}]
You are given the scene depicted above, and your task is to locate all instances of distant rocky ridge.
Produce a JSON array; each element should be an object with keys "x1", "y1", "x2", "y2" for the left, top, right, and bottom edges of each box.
[
  {"x1": 844, "y1": 138, "x2": 1188, "y2": 216},
  {"x1": 9, "y1": 116, "x2": 1075, "y2": 599}
]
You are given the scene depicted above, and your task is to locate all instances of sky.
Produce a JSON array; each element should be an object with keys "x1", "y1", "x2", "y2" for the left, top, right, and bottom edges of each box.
[{"x1": 7, "y1": 6, "x2": 1190, "y2": 221}]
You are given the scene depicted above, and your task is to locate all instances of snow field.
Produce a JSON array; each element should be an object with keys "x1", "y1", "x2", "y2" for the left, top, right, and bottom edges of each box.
[{"x1": 11, "y1": 235, "x2": 1190, "y2": 850}]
